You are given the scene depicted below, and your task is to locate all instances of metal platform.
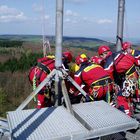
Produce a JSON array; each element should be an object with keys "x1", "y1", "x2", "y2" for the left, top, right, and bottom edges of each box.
[
  {"x1": 7, "y1": 101, "x2": 139, "y2": 140},
  {"x1": 7, "y1": 107, "x2": 88, "y2": 140},
  {"x1": 73, "y1": 101, "x2": 139, "y2": 139}
]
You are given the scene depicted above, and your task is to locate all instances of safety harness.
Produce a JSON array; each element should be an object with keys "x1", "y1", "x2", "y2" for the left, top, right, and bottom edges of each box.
[
  {"x1": 32, "y1": 58, "x2": 55, "y2": 103},
  {"x1": 37, "y1": 62, "x2": 51, "y2": 74},
  {"x1": 81, "y1": 63, "x2": 113, "y2": 103},
  {"x1": 35, "y1": 59, "x2": 54, "y2": 81},
  {"x1": 126, "y1": 65, "x2": 137, "y2": 77},
  {"x1": 90, "y1": 76, "x2": 112, "y2": 103},
  {"x1": 91, "y1": 76, "x2": 112, "y2": 87}
]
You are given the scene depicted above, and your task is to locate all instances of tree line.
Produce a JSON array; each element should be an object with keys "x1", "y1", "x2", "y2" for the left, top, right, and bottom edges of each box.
[
  {"x1": 0, "y1": 39, "x2": 23, "y2": 48},
  {"x1": 0, "y1": 52, "x2": 43, "y2": 72}
]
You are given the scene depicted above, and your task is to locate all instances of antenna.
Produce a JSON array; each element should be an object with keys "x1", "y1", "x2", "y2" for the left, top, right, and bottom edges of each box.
[
  {"x1": 42, "y1": 0, "x2": 52, "y2": 56},
  {"x1": 42, "y1": 0, "x2": 46, "y2": 56},
  {"x1": 116, "y1": 0, "x2": 125, "y2": 51},
  {"x1": 44, "y1": 38, "x2": 52, "y2": 54}
]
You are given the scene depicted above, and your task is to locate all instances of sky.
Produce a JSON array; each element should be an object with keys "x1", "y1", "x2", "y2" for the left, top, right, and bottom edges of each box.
[{"x1": 0, "y1": 0, "x2": 140, "y2": 40}]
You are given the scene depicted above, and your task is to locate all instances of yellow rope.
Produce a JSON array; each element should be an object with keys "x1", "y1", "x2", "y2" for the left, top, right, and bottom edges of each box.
[
  {"x1": 32, "y1": 68, "x2": 39, "y2": 102},
  {"x1": 32, "y1": 75, "x2": 37, "y2": 102}
]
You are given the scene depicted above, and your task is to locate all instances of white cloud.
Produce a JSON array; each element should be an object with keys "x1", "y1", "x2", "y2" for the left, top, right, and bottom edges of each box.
[
  {"x1": 32, "y1": 3, "x2": 50, "y2": 22},
  {"x1": 0, "y1": 5, "x2": 20, "y2": 15},
  {"x1": 0, "y1": 12, "x2": 27, "y2": 23},
  {"x1": 64, "y1": 17, "x2": 78, "y2": 24},
  {"x1": 65, "y1": 10, "x2": 78, "y2": 17},
  {"x1": 29, "y1": 15, "x2": 50, "y2": 23},
  {"x1": 0, "y1": 5, "x2": 27, "y2": 23},
  {"x1": 82, "y1": 17, "x2": 95, "y2": 23},
  {"x1": 64, "y1": 14, "x2": 95, "y2": 26},
  {"x1": 64, "y1": 10, "x2": 79, "y2": 24},
  {"x1": 44, "y1": 15, "x2": 50, "y2": 20},
  {"x1": 97, "y1": 19, "x2": 112, "y2": 24}
]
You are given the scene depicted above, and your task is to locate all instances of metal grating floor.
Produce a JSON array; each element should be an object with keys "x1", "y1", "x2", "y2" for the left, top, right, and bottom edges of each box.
[
  {"x1": 7, "y1": 101, "x2": 139, "y2": 140},
  {"x1": 73, "y1": 101, "x2": 139, "y2": 139},
  {"x1": 7, "y1": 107, "x2": 88, "y2": 140}
]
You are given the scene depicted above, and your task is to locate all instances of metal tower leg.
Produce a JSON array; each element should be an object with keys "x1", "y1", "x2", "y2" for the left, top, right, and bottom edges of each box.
[{"x1": 61, "y1": 79, "x2": 74, "y2": 115}]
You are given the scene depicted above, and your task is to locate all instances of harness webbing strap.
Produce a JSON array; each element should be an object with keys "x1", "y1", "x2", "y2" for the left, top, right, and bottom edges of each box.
[
  {"x1": 37, "y1": 62, "x2": 51, "y2": 74},
  {"x1": 126, "y1": 65, "x2": 136, "y2": 76},
  {"x1": 91, "y1": 76, "x2": 111, "y2": 86}
]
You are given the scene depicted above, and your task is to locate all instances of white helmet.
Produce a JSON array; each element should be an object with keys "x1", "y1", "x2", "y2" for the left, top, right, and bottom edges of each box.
[{"x1": 122, "y1": 78, "x2": 136, "y2": 97}]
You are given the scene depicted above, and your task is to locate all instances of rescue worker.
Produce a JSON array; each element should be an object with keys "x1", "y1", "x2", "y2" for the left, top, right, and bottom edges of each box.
[
  {"x1": 122, "y1": 42, "x2": 140, "y2": 85},
  {"x1": 90, "y1": 56, "x2": 103, "y2": 65},
  {"x1": 98, "y1": 45, "x2": 138, "y2": 116},
  {"x1": 122, "y1": 41, "x2": 140, "y2": 112},
  {"x1": 70, "y1": 63, "x2": 80, "y2": 74},
  {"x1": 69, "y1": 53, "x2": 113, "y2": 103},
  {"x1": 122, "y1": 42, "x2": 140, "y2": 67},
  {"x1": 28, "y1": 51, "x2": 72, "y2": 108},
  {"x1": 62, "y1": 51, "x2": 73, "y2": 72}
]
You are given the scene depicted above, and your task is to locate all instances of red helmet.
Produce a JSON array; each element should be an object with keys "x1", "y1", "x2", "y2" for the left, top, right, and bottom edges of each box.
[
  {"x1": 75, "y1": 54, "x2": 88, "y2": 65},
  {"x1": 122, "y1": 42, "x2": 132, "y2": 50},
  {"x1": 63, "y1": 51, "x2": 72, "y2": 63},
  {"x1": 90, "y1": 56, "x2": 103, "y2": 65},
  {"x1": 90, "y1": 56, "x2": 98, "y2": 63},
  {"x1": 98, "y1": 45, "x2": 111, "y2": 55}
]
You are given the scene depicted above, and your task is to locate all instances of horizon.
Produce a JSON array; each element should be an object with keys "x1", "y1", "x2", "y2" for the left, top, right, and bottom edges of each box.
[
  {"x1": 0, "y1": 0, "x2": 140, "y2": 39},
  {"x1": 0, "y1": 34, "x2": 140, "y2": 44}
]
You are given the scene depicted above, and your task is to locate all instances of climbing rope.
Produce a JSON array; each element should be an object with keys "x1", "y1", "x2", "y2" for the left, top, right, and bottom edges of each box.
[
  {"x1": 32, "y1": 68, "x2": 39, "y2": 102},
  {"x1": 105, "y1": 80, "x2": 110, "y2": 104},
  {"x1": 32, "y1": 75, "x2": 37, "y2": 102}
]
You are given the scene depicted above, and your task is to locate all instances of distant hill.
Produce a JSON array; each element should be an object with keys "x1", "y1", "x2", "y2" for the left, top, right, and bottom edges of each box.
[
  {"x1": 0, "y1": 34, "x2": 110, "y2": 43},
  {"x1": 0, "y1": 34, "x2": 115, "y2": 51},
  {"x1": 1, "y1": 34, "x2": 140, "y2": 52}
]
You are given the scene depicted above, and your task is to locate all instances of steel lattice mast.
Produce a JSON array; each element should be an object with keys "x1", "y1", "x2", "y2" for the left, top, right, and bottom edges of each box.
[
  {"x1": 55, "y1": 0, "x2": 64, "y2": 68},
  {"x1": 116, "y1": 0, "x2": 125, "y2": 51},
  {"x1": 54, "y1": 0, "x2": 64, "y2": 106}
]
